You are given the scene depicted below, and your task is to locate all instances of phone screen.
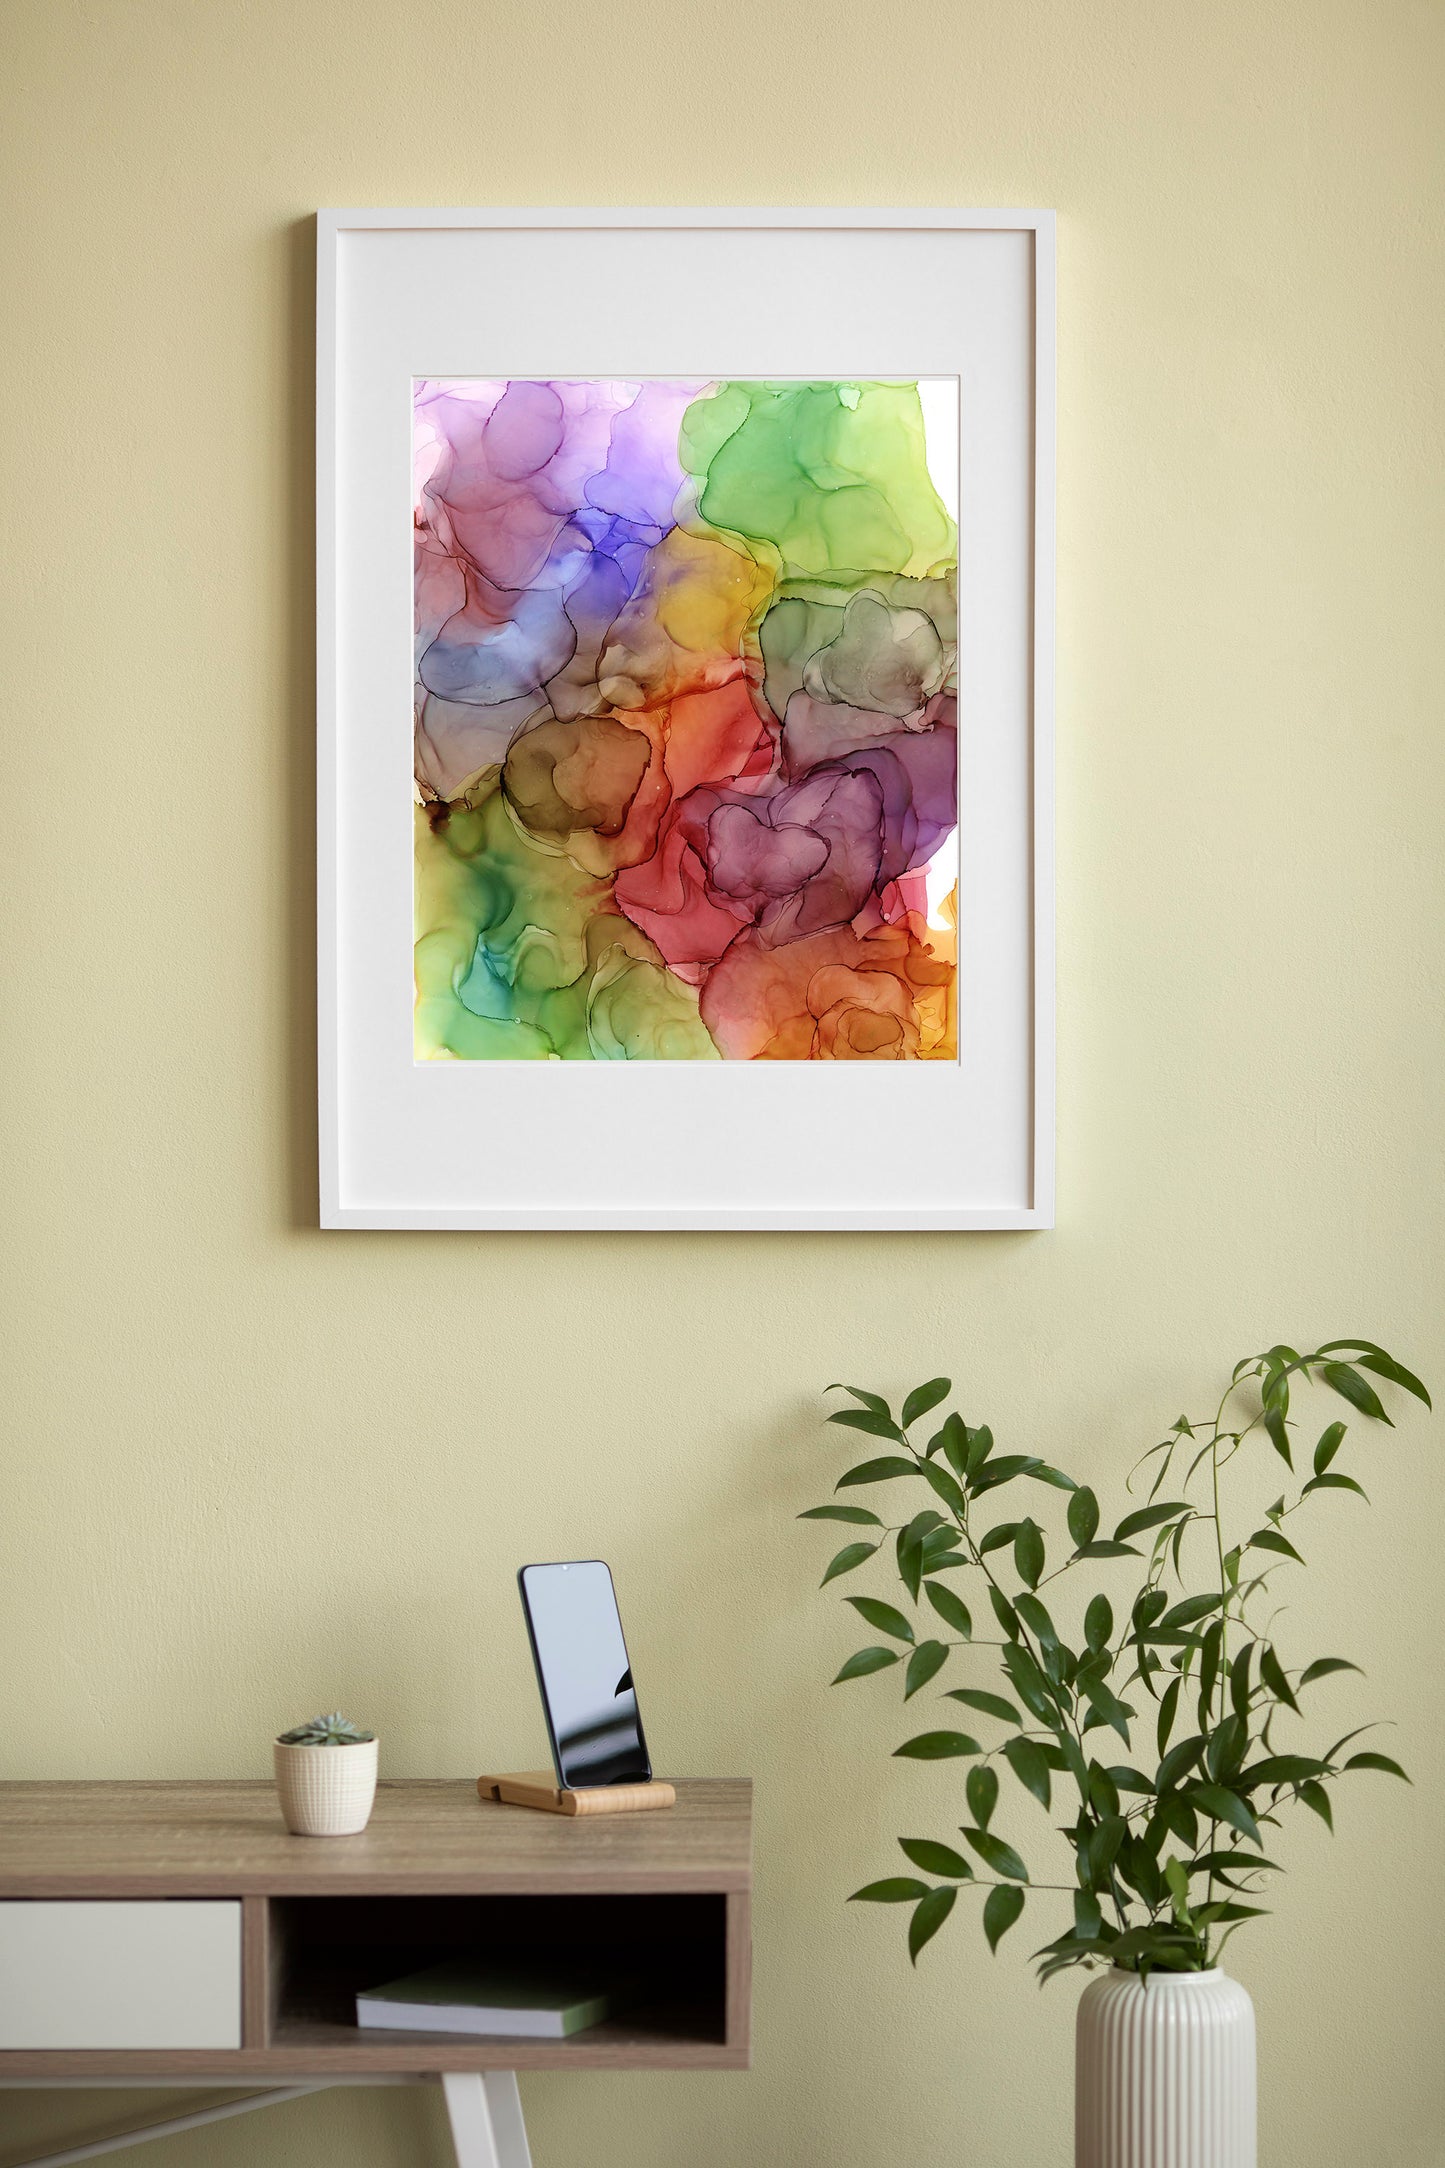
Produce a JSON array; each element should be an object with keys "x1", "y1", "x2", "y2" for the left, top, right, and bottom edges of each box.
[{"x1": 517, "y1": 1561, "x2": 651, "y2": 1788}]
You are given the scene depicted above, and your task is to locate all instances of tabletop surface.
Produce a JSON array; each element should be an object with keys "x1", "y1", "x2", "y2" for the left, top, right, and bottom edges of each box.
[{"x1": 0, "y1": 1778, "x2": 752, "y2": 1897}]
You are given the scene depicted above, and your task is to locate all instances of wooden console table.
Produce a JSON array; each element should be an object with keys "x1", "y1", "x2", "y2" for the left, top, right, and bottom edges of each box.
[{"x1": 0, "y1": 1778, "x2": 751, "y2": 2167}]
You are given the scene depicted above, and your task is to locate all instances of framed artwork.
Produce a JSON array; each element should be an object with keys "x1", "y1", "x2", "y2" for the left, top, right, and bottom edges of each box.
[{"x1": 318, "y1": 209, "x2": 1054, "y2": 1229}]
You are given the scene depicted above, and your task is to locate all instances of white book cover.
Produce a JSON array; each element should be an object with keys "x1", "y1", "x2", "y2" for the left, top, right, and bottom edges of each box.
[{"x1": 356, "y1": 1962, "x2": 612, "y2": 2039}]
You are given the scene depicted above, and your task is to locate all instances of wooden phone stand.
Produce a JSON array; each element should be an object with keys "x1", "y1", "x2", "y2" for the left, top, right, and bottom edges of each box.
[{"x1": 477, "y1": 1770, "x2": 676, "y2": 1817}]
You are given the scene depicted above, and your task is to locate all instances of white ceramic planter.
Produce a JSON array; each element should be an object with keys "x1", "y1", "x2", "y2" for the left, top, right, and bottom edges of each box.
[
  {"x1": 1076, "y1": 1967, "x2": 1256, "y2": 2168},
  {"x1": 273, "y1": 1737, "x2": 378, "y2": 1836}
]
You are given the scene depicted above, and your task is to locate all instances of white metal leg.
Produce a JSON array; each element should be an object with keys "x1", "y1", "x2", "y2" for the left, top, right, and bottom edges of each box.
[
  {"x1": 442, "y1": 2072, "x2": 533, "y2": 2168},
  {"x1": 2, "y1": 2084, "x2": 336, "y2": 2166}
]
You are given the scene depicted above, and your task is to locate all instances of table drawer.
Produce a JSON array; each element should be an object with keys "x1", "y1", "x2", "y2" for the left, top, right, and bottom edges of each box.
[{"x1": 0, "y1": 1901, "x2": 241, "y2": 2049}]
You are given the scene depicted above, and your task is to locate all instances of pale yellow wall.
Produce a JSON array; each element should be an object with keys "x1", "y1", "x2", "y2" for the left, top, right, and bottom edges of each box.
[{"x1": 2, "y1": 0, "x2": 1442, "y2": 2162}]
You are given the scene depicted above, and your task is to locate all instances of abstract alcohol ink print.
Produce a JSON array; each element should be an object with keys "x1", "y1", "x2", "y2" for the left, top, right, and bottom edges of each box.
[{"x1": 413, "y1": 377, "x2": 959, "y2": 1062}]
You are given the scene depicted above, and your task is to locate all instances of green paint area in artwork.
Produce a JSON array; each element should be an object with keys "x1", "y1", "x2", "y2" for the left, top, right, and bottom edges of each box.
[
  {"x1": 415, "y1": 780, "x2": 720, "y2": 1062},
  {"x1": 679, "y1": 379, "x2": 955, "y2": 582}
]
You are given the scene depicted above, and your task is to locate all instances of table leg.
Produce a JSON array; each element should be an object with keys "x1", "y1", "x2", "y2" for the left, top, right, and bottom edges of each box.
[{"x1": 441, "y1": 2072, "x2": 533, "y2": 2168}]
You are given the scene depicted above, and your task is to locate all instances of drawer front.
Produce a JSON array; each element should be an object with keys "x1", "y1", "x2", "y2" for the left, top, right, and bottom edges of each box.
[{"x1": 0, "y1": 1901, "x2": 241, "y2": 2049}]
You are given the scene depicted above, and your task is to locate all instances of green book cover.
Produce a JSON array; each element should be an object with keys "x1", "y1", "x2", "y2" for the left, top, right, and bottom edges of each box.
[{"x1": 356, "y1": 1962, "x2": 613, "y2": 2038}]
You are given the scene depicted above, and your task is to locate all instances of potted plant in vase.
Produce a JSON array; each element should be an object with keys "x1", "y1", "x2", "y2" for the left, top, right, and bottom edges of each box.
[
  {"x1": 797, "y1": 1338, "x2": 1428, "y2": 2168},
  {"x1": 274, "y1": 1712, "x2": 378, "y2": 1836}
]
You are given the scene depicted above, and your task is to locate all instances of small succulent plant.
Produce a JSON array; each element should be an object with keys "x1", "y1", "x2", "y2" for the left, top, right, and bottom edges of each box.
[{"x1": 277, "y1": 1712, "x2": 376, "y2": 1746}]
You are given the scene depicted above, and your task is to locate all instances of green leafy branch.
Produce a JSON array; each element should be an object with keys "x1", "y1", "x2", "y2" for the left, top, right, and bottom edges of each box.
[{"x1": 799, "y1": 1340, "x2": 1427, "y2": 1979}]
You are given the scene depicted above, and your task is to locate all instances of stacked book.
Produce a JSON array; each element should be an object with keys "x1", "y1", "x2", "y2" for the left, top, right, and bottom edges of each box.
[{"x1": 356, "y1": 1962, "x2": 615, "y2": 2039}]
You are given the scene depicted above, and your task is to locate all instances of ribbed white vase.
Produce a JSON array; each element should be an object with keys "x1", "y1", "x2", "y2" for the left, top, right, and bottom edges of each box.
[
  {"x1": 273, "y1": 1737, "x2": 378, "y2": 1836},
  {"x1": 1075, "y1": 1967, "x2": 1256, "y2": 2168}
]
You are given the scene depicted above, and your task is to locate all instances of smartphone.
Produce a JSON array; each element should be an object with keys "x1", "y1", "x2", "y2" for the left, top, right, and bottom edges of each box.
[{"x1": 517, "y1": 1560, "x2": 652, "y2": 1789}]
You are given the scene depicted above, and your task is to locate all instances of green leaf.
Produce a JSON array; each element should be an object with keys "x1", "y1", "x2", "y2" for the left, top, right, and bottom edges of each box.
[
  {"x1": 902, "y1": 1378, "x2": 952, "y2": 1429},
  {"x1": 799, "y1": 1504, "x2": 884, "y2": 1526},
  {"x1": 1088, "y1": 1763, "x2": 1120, "y2": 1818},
  {"x1": 965, "y1": 1424, "x2": 995, "y2": 1475},
  {"x1": 828, "y1": 1384, "x2": 893, "y2": 1415},
  {"x1": 966, "y1": 1763, "x2": 999, "y2": 1829},
  {"x1": 1237, "y1": 1753, "x2": 1326, "y2": 1788},
  {"x1": 1263, "y1": 1412, "x2": 1293, "y2": 1469},
  {"x1": 1320, "y1": 1361, "x2": 1391, "y2": 1424},
  {"x1": 1298, "y1": 1779, "x2": 1333, "y2": 1830},
  {"x1": 1161, "y1": 1593, "x2": 1224, "y2": 1629},
  {"x1": 833, "y1": 1646, "x2": 901, "y2": 1684},
  {"x1": 919, "y1": 1460, "x2": 969, "y2": 1516},
  {"x1": 1353, "y1": 1350, "x2": 1431, "y2": 1408},
  {"x1": 1229, "y1": 1643, "x2": 1253, "y2": 1721},
  {"x1": 1158, "y1": 1795, "x2": 1200, "y2": 1850},
  {"x1": 837, "y1": 1455, "x2": 918, "y2": 1487},
  {"x1": 969, "y1": 1454, "x2": 1043, "y2": 1495},
  {"x1": 1196, "y1": 1902, "x2": 1270, "y2": 1927},
  {"x1": 829, "y1": 1408, "x2": 908, "y2": 1442},
  {"x1": 1072, "y1": 1540, "x2": 1143, "y2": 1559},
  {"x1": 899, "y1": 1837, "x2": 973, "y2": 1878},
  {"x1": 1014, "y1": 1519, "x2": 1046, "y2": 1589},
  {"x1": 1116, "y1": 1834, "x2": 1165, "y2": 1909},
  {"x1": 896, "y1": 1527, "x2": 925, "y2": 1603},
  {"x1": 1312, "y1": 1420, "x2": 1347, "y2": 1475},
  {"x1": 1084, "y1": 1814, "x2": 1128, "y2": 1889},
  {"x1": 1324, "y1": 1724, "x2": 1374, "y2": 1762},
  {"x1": 1014, "y1": 1601, "x2": 1060, "y2": 1666},
  {"x1": 1248, "y1": 1527, "x2": 1305, "y2": 1565},
  {"x1": 1081, "y1": 1678, "x2": 1134, "y2": 1744},
  {"x1": 1156, "y1": 1733, "x2": 1206, "y2": 1792},
  {"x1": 1343, "y1": 1752, "x2": 1410, "y2": 1781},
  {"x1": 1188, "y1": 1783, "x2": 1262, "y2": 1847},
  {"x1": 908, "y1": 1883, "x2": 957, "y2": 1963},
  {"x1": 983, "y1": 1884, "x2": 1025, "y2": 1952},
  {"x1": 924, "y1": 1581, "x2": 973, "y2": 1639},
  {"x1": 1067, "y1": 1487, "x2": 1100, "y2": 1547},
  {"x1": 850, "y1": 1877, "x2": 930, "y2": 1902},
  {"x1": 1259, "y1": 1643, "x2": 1299, "y2": 1715},
  {"x1": 1073, "y1": 1889, "x2": 1103, "y2": 1940},
  {"x1": 1207, "y1": 1712, "x2": 1247, "y2": 1781},
  {"x1": 1319, "y1": 1341, "x2": 1432, "y2": 1408},
  {"x1": 904, "y1": 1640, "x2": 950, "y2": 1699},
  {"x1": 1107, "y1": 1764, "x2": 1156, "y2": 1796},
  {"x1": 989, "y1": 1585, "x2": 1021, "y2": 1639},
  {"x1": 1163, "y1": 1854, "x2": 1192, "y2": 1920},
  {"x1": 931, "y1": 1411, "x2": 967, "y2": 1467},
  {"x1": 821, "y1": 1541, "x2": 879, "y2": 1586},
  {"x1": 1156, "y1": 1676, "x2": 1182, "y2": 1759},
  {"x1": 846, "y1": 1595, "x2": 915, "y2": 1642},
  {"x1": 1004, "y1": 1737, "x2": 1052, "y2": 1809},
  {"x1": 944, "y1": 1688, "x2": 1021, "y2": 1725},
  {"x1": 1302, "y1": 1472, "x2": 1369, "y2": 1502},
  {"x1": 1085, "y1": 1594, "x2": 1114, "y2": 1652},
  {"x1": 1198, "y1": 1619, "x2": 1224, "y2": 1724},
  {"x1": 1000, "y1": 1642, "x2": 1055, "y2": 1723},
  {"x1": 979, "y1": 1521, "x2": 1020, "y2": 1556},
  {"x1": 1299, "y1": 1657, "x2": 1362, "y2": 1686},
  {"x1": 895, "y1": 1730, "x2": 982, "y2": 1760},
  {"x1": 1191, "y1": 1849, "x2": 1281, "y2": 1878},
  {"x1": 1114, "y1": 1501, "x2": 1190, "y2": 1542},
  {"x1": 1132, "y1": 1588, "x2": 1168, "y2": 1632},
  {"x1": 1024, "y1": 1465, "x2": 1079, "y2": 1491},
  {"x1": 964, "y1": 1828, "x2": 1029, "y2": 1881}
]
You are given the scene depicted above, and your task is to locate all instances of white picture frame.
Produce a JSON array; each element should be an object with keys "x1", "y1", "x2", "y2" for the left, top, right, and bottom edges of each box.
[{"x1": 318, "y1": 208, "x2": 1054, "y2": 1230}]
